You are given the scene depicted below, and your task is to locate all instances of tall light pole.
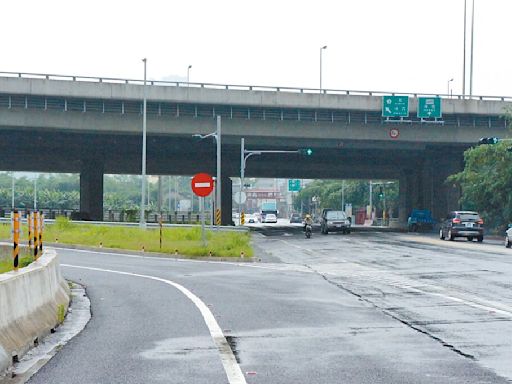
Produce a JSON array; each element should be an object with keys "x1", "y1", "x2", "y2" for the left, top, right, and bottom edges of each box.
[
  {"x1": 11, "y1": 172, "x2": 15, "y2": 210},
  {"x1": 139, "y1": 58, "x2": 148, "y2": 229},
  {"x1": 34, "y1": 177, "x2": 37, "y2": 209},
  {"x1": 319, "y1": 45, "x2": 327, "y2": 93},
  {"x1": 193, "y1": 116, "x2": 222, "y2": 226},
  {"x1": 462, "y1": 0, "x2": 467, "y2": 97},
  {"x1": 447, "y1": 78, "x2": 454, "y2": 97},
  {"x1": 187, "y1": 65, "x2": 192, "y2": 85},
  {"x1": 216, "y1": 116, "x2": 221, "y2": 226},
  {"x1": 469, "y1": 0, "x2": 475, "y2": 97}
]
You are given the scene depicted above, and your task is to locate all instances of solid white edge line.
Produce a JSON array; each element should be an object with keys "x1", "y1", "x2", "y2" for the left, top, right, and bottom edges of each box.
[{"x1": 61, "y1": 264, "x2": 247, "y2": 384}]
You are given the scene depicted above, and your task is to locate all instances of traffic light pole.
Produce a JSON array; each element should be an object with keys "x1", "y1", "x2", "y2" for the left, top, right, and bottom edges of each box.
[{"x1": 239, "y1": 139, "x2": 311, "y2": 225}]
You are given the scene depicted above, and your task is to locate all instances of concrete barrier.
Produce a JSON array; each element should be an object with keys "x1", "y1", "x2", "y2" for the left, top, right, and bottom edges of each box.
[{"x1": 0, "y1": 249, "x2": 69, "y2": 376}]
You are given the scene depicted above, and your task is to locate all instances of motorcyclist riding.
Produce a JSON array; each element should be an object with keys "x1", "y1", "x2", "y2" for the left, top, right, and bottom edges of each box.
[{"x1": 303, "y1": 214, "x2": 313, "y2": 230}]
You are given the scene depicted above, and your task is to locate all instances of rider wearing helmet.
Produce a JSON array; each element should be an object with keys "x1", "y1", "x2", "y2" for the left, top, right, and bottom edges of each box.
[{"x1": 303, "y1": 214, "x2": 313, "y2": 230}]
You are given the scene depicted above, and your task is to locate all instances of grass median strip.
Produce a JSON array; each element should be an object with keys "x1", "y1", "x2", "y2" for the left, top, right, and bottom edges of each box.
[{"x1": 0, "y1": 218, "x2": 253, "y2": 259}]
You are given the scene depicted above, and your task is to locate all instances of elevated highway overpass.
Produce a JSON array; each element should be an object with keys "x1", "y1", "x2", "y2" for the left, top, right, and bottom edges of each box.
[{"x1": 0, "y1": 71, "x2": 510, "y2": 223}]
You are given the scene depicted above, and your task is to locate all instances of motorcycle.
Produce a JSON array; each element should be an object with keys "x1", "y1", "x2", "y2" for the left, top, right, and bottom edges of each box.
[{"x1": 305, "y1": 223, "x2": 312, "y2": 239}]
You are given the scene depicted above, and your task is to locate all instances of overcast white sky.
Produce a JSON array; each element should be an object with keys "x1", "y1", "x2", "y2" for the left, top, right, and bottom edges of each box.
[{"x1": 2, "y1": 0, "x2": 511, "y2": 96}]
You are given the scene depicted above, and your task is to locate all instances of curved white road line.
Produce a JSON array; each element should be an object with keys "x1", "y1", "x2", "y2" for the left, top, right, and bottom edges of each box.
[{"x1": 61, "y1": 264, "x2": 247, "y2": 384}]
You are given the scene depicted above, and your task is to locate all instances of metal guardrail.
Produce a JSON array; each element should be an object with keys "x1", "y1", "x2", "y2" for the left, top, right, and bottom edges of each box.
[
  {"x1": 1, "y1": 71, "x2": 512, "y2": 102},
  {"x1": 0, "y1": 217, "x2": 248, "y2": 232}
]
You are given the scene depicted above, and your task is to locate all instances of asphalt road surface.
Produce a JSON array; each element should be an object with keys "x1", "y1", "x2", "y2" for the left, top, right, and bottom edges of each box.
[{"x1": 26, "y1": 228, "x2": 512, "y2": 384}]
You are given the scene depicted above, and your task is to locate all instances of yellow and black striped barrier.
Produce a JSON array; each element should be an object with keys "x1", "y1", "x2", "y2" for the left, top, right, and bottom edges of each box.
[
  {"x1": 28, "y1": 211, "x2": 33, "y2": 252},
  {"x1": 12, "y1": 211, "x2": 20, "y2": 271},
  {"x1": 241, "y1": 211, "x2": 245, "y2": 225},
  {"x1": 33, "y1": 211, "x2": 39, "y2": 260},
  {"x1": 215, "y1": 208, "x2": 221, "y2": 226},
  {"x1": 39, "y1": 213, "x2": 44, "y2": 253}
]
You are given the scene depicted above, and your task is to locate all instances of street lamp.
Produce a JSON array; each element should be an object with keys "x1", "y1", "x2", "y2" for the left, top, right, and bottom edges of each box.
[
  {"x1": 447, "y1": 78, "x2": 454, "y2": 98},
  {"x1": 319, "y1": 45, "x2": 327, "y2": 93},
  {"x1": 187, "y1": 65, "x2": 192, "y2": 85},
  {"x1": 192, "y1": 116, "x2": 222, "y2": 226},
  {"x1": 139, "y1": 58, "x2": 147, "y2": 229}
]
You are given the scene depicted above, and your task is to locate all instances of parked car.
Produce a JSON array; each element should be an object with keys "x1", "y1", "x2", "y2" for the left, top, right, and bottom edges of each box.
[
  {"x1": 289, "y1": 213, "x2": 302, "y2": 223},
  {"x1": 408, "y1": 209, "x2": 435, "y2": 232},
  {"x1": 263, "y1": 213, "x2": 277, "y2": 223},
  {"x1": 506, "y1": 225, "x2": 512, "y2": 248},
  {"x1": 246, "y1": 214, "x2": 256, "y2": 223},
  {"x1": 439, "y1": 211, "x2": 484, "y2": 242},
  {"x1": 321, "y1": 210, "x2": 351, "y2": 234}
]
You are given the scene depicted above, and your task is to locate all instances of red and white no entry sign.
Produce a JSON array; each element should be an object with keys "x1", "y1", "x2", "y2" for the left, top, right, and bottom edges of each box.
[
  {"x1": 389, "y1": 128, "x2": 400, "y2": 139},
  {"x1": 191, "y1": 173, "x2": 214, "y2": 197}
]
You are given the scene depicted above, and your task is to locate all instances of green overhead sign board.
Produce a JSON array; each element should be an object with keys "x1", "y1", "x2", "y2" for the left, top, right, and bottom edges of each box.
[
  {"x1": 382, "y1": 96, "x2": 409, "y2": 117},
  {"x1": 417, "y1": 97, "x2": 442, "y2": 118},
  {"x1": 288, "y1": 179, "x2": 301, "y2": 192}
]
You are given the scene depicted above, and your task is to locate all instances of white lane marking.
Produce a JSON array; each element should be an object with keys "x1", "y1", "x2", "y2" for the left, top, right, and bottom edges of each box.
[
  {"x1": 277, "y1": 239, "x2": 512, "y2": 318},
  {"x1": 53, "y1": 246, "x2": 313, "y2": 274},
  {"x1": 62, "y1": 264, "x2": 247, "y2": 384}
]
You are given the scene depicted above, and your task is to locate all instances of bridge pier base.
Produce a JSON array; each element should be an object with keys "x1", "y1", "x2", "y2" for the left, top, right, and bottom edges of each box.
[
  {"x1": 80, "y1": 160, "x2": 104, "y2": 221},
  {"x1": 221, "y1": 176, "x2": 233, "y2": 226}
]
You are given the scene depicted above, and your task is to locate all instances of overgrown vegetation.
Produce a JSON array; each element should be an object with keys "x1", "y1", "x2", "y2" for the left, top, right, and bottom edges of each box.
[
  {"x1": 294, "y1": 179, "x2": 399, "y2": 214},
  {"x1": 0, "y1": 217, "x2": 252, "y2": 258},
  {"x1": 448, "y1": 142, "x2": 512, "y2": 231}
]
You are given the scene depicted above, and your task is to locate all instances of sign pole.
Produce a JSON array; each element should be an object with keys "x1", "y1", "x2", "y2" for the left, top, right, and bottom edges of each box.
[
  {"x1": 216, "y1": 116, "x2": 222, "y2": 227},
  {"x1": 201, "y1": 197, "x2": 206, "y2": 246},
  {"x1": 240, "y1": 138, "x2": 245, "y2": 226}
]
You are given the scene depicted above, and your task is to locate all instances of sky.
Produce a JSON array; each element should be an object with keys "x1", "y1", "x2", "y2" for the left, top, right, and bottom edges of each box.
[{"x1": 2, "y1": 0, "x2": 511, "y2": 97}]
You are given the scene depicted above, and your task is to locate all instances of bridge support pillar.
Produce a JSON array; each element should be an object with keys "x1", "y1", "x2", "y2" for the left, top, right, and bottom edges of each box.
[
  {"x1": 221, "y1": 176, "x2": 232, "y2": 225},
  {"x1": 80, "y1": 160, "x2": 104, "y2": 221}
]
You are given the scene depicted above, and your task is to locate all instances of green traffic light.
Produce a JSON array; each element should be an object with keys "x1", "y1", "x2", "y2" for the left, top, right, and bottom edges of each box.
[{"x1": 306, "y1": 148, "x2": 313, "y2": 155}]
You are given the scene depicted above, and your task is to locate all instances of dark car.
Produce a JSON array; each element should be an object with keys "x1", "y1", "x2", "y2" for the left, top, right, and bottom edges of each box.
[
  {"x1": 321, "y1": 210, "x2": 351, "y2": 234},
  {"x1": 289, "y1": 213, "x2": 302, "y2": 223},
  {"x1": 439, "y1": 211, "x2": 484, "y2": 242}
]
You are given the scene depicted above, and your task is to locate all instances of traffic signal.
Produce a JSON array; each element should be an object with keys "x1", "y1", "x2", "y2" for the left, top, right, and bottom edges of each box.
[
  {"x1": 378, "y1": 187, "x2": 384, "y2": 199},
  {"x1": 478, "y1": 137, "x2": 499, "y2": 145},
  {"x1": 299, "y1": 148, "x2": 313, "y2": 156}
]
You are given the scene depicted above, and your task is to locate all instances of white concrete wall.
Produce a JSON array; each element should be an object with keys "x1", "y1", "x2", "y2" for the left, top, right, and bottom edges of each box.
[{"x1": 0, "y1": 249, "x2": 69, "y2": 375}]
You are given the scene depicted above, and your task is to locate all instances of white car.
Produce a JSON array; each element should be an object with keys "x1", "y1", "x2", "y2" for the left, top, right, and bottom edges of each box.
[
  {"x1": 506, "y1": 226, "x2": 512, "y2": 248},
  {"x1": 263, "y1": 213, "x2": 277, "y2": 223}
]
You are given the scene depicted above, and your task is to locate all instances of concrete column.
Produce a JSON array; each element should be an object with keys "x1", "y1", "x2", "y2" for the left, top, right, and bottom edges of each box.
[
  {"x1": 398, "y1": 173, "x2": 408, "y2": 225},
  {"x1": 80, "y1": 160, "x2": 104, "y2": 221},
  {"x1": 221, "y1": 176, "x2": 232, "y2": 225}
]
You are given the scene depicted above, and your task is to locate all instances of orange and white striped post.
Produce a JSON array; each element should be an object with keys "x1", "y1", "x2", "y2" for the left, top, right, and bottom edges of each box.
[
  {"x1": 33, "y1": 211, "x2": 39, "y2": 260},
  {"x1": 12, "y1": 211, "x2": 20, "y2": 271}
]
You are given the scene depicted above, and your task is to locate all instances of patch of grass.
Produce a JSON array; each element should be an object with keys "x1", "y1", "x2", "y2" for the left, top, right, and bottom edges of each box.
[
  {"x1": 57, "y1": 304, "x2": 66, "y2": 324},
  {"x1": 0, "y1": 246, "x2": 34, "y2": 273},
  {"x1": 0, "y1": 220, "x2": 253, "y2": 258}
]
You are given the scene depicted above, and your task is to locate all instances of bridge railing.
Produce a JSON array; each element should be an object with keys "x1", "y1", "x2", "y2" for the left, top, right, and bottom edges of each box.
[{"x1": 1, "y1": 71, "x2": 512, "y2": 102}]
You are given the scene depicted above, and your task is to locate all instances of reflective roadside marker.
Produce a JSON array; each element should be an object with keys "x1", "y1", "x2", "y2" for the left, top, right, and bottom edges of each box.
[
  {"x1": 33, "y1": 211, "x2": 39, "y2": 260},
  {"x1": 39, "y1": 213, "x2": 44, "y2": 253},
  {"x1": 216, "y1": 209, "x2": 221, "y2": 225},
  {"x1": 13, "y1": 210, "x2": 20, "y2": 271}
]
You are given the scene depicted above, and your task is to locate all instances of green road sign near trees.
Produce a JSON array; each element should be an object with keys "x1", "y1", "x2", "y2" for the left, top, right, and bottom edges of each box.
[
  {"x1": 417, "y1": 97, "x2": 442, "y2": 118},
  {"x1": 382, "y1": 96, "x2": 409, "y2": 117},
  {"x1": 288, "y1": 179, "x2": 301, "y2": 192}
]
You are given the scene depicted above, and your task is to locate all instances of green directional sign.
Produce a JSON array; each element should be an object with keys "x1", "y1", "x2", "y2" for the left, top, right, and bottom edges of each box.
[
  {"x1": 382, "y1": 96, "x2": 409, "y2": 117},
  {"x1": 417, "y1": 97, "x2": 442, "y2": 118},
  {"x1": 288, "y1": 179, "x2": 301, "y2": 192}
]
